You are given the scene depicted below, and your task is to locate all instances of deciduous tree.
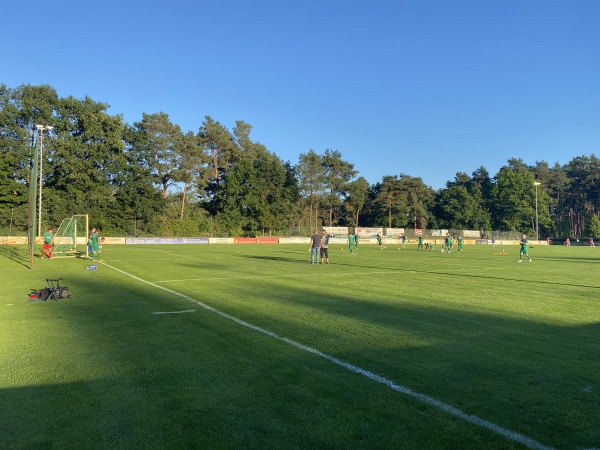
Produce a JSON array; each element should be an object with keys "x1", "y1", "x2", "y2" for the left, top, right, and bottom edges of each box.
[{"x1": 321, "y1": 149, "x2": 357, "y2": 226}]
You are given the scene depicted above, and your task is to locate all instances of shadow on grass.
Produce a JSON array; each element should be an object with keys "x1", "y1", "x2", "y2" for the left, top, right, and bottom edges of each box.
[
  {"x1": 239, "y1": 254, "x2": 308, "y2": 264},
  {"x1": 396, "y1": 265, "x2": 600, "y2": 290},
  {"x1": 240, "y1": 252, "x2": 600, "y2": 290},
  {"x1": 6, "y1": 261, "x2": 599, "y2": 450},
  {"x1": 0, "y1": 245, "x2": 30, "y2": 269},
  {"x1": 200, "y1": 275, "x2": 600, "y2": 449}
]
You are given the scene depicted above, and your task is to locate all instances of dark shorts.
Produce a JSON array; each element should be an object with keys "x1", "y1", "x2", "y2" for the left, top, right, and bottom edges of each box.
[{"x1": 320, "y1": 247, "x2": 329, "y2": 258}]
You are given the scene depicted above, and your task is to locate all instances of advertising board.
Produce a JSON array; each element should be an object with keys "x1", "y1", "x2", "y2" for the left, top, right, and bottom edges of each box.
[
  {"x1": 322, "y1": 226, "x2": 349, "y2": 235},
  {"x1": 385, "y1": 228, "x2": 405, "y2": 236},
  {"x1": 208, "y1": 238, "x2": 235, "y2": 244},
  {"x1": 279, "y1": 237, "x2": 311, "y2": 244},
  {"x1": 355, "y1": 227, "x2": 383, "y2": 237},
  {"x1": 126, "y1": 237, "x2": 209, "y2": 245},
  {"x1": 234, "y1": 237, "x2": 279, "y2": 244}
]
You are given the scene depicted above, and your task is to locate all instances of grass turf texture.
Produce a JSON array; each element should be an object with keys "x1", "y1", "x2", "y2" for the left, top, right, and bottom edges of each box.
[{"x1": 1, "y1": 244, "x2": 598, "y2": 449}]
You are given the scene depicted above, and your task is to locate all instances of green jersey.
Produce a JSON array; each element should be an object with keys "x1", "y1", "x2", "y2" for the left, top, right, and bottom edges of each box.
[
  {"x1": 520, "y1": 238, "x2": 529, "y2": 251},
  {"x1": 90, "y1": 232, "x2": 100, "y2": 248},
  {"x1": 43, "y1": 231, "x2": 53, "y2": 245}
]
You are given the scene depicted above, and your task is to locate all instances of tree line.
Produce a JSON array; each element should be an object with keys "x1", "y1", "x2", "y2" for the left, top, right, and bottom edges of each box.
[{"x1": 1, "y1": 84, "x2": 599, "y2": 239}]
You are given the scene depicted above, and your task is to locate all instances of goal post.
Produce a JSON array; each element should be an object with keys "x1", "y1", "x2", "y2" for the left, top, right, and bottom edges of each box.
[{"x1": 52, "y1": 214, "x2": 89, "y2": 258}]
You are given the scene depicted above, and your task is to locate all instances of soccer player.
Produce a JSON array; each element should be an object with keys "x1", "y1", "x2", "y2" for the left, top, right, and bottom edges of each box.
[
  {"x1": 417, "y1": 235, "x2": 424, "y2": 250},
  {"x1": 41, "y1": 228, "x2": 54, "y2": 259},
  {"x1": 441, "y1": 235, "x2": 447, "y2": 253},
  {"x1": 347, "y1": 232, "x2": 354, "y2": 254},
  {"x1": 89, "y1": 227, "x2": 103, "y2": 261},
  {"x1": 457, "y1": 235, "x2": 464, "y2": 252},
  {"x1": 447, "y1": 234, "x2": 454, "y2": 253},
  {"x1": 376, "y1": 233, "x2": 385, "y2": 249},
  {"x1": 320, "y1": 230, "x2": 332, "y2": 264},
  {"x1": 400, "y1": 233, "x2": 407, "y2": 250},
  {"x1": 425, "y1": 242, "x2": 435, "y2": 251},
  {"x1": 354, "y1": 232, "x2": 359, "y2": 249},
  {"x1": 519, "y1": 233, "x2": 532, "y2": 263}
]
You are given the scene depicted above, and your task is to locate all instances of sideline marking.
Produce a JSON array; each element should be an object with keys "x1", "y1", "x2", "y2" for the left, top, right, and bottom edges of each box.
[
  {"x1": 152, "y1": 309, "x2": 196, "y2": 315},
  {"x1": 101, "y1": 261, "x2": 553, "y2": 450}
]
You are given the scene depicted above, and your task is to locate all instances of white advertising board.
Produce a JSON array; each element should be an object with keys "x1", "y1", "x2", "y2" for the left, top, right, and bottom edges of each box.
[
  {"x1": 322, "y1": 226, "x2": 349, "y2": 235},
  {"x1": 385, "y1": 228, "x2": 405, "y2": 236},
  {"x1": 279, "y1": 237, "x2": 311, "y2": 244},
  {"x1": 208, "y1": 238, "x2": 235, "y2": 244},
  {"x1": 355, "y1": 227, "x2": 383, "y2": 237}
]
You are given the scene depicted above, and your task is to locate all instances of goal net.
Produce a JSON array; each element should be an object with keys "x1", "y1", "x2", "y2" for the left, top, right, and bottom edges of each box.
[{"x1": 52, "y1": 215, "x2": 89, "y2": 258}]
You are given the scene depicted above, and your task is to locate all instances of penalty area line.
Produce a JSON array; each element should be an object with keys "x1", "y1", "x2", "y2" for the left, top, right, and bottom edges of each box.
[
  {"x1": 101, "y1": 261, "x2": 553, "y2": 450},
  {"x1": 152, "y1": 309, "x2": 196, "y2": 315}
]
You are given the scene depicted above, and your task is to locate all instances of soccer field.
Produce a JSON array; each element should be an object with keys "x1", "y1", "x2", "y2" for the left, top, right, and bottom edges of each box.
[{"x1": 1, "y1": 243, "x2": 598, "y2": 449}]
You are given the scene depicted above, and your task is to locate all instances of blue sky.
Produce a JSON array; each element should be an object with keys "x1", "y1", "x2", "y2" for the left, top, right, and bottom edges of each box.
[{"x1": 3, "y1": 0, "x2": 599, "y2": 189}]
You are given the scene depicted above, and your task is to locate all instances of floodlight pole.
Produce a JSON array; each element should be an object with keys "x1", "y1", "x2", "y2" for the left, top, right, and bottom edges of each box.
[
  {"x1": 534, "y1": 181, "x2": 541, "y2": 241},
  {"x1": 35, "y1": 125, "x2": 54, "y2": 236}
]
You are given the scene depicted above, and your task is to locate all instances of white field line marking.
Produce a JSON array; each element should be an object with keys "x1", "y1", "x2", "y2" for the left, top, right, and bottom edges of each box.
[
  {"x1": 101, "y1": 261, "x2": 553, "y2": 450},
  {"x1": 152, "y1": 250, "x2": 199, "y2": 260},
  {"x1": 152, "y1": 310, "x2": 196, "y2": 315}
]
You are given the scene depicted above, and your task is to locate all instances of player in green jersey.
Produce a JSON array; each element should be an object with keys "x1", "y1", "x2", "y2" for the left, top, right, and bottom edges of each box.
[
  {"x1": 519, "y1": 233, "x2": 532, "y2": 263},
  {"x1": 41, "y1": 228, "x2": 54, "y2": 259},
  {"x1": 376, "y1": 233, "x2": 385, "y2": 249},
  {"x1": 457, "y1": 235, "x2": 464, "y2": 252},
  {"x1": 89, "y1": 228, "x2": 103, "y2": 261},
  {"x1": 400, "y1": 233, "x2": 407, "y2": 250},
  {"x1": 417, "y1": 235, "x2": 424, "y2": 250}
]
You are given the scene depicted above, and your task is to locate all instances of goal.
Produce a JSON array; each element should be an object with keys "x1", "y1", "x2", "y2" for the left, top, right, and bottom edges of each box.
[{"x1": 52, "y1": 214, "x2": 89, "y2": 258}]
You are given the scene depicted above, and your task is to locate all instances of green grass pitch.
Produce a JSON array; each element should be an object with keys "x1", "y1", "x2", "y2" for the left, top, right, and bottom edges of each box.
[{"x1": 1, "y1": 243, "x2": 598, "y2": 449}]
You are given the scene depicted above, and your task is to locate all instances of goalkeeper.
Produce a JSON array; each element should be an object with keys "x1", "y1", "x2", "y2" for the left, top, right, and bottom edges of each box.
[
  {"x1": 41, "y1": 228, "x2": 54, "y2": 259},
  {"x1": 89, "y1": 227, "x2": 103, "y2": 261}
]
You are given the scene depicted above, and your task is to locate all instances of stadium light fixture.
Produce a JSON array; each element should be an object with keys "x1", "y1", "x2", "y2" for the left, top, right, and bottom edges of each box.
[{"x1": 35, "y1": 125, "x2": 54, "y2": 236}]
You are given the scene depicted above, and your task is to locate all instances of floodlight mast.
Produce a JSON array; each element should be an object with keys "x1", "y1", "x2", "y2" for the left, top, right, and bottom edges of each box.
[
  {"x1": 35, "y1": 125, "x2": 54, "y2": 237},
  {"x1": 534, "y1": 181, "x2": 541, "y2": 241}
]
